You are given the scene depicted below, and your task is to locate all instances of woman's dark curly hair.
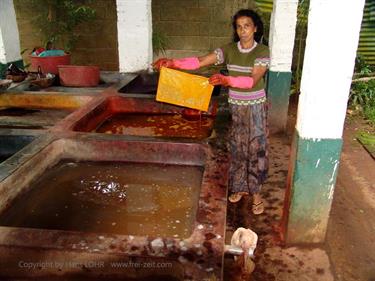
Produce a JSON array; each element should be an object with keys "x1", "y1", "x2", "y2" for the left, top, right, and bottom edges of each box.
[{"x1": 232, "y1": 9, "x2": 264, "y2": 43}]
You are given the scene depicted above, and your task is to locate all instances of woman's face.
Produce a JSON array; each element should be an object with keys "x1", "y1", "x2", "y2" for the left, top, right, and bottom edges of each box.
[{"x1": 236, "y1": 16, "x2": 257, "y2": 42}]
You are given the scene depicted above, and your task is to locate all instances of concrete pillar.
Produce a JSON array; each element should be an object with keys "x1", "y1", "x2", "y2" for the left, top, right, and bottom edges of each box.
[
  {"x1": 0, "y1": 0, "x2": 23, "y2": 77},
  {"x1": 116, "y1": 0, "x2": 153, "y2": 73},
  {"x1": 282, "y1": 0, "x2": 366, "y2": 244},
  {"x1": 267, "y1": 0, "x2": 298, "y2": 133}
]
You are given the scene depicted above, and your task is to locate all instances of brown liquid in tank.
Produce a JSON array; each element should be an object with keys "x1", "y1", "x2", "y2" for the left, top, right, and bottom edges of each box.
[
  {"x1": 0, "y1": 161, "x2": 203, "y2": 238},
  {"x1": 95, "y1": 113, "x2": 213, "y2": 139}
]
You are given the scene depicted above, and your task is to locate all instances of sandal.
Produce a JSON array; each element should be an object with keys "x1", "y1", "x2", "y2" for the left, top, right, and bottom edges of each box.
[
  {"x1": 252, "y1": 201, "x2": 264, "y2": 215},
  {"x1": 228, "y1": 192, "x2": 248, "y2": 203}
]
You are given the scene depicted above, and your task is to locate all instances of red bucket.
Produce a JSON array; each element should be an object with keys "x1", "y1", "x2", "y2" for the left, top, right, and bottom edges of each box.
[
  {"x1": 29, "y1": 54, "x2": 71, "y2": 74},
  {"x1": 58, "y1": 65, "x2": 100, "y2": 87}
]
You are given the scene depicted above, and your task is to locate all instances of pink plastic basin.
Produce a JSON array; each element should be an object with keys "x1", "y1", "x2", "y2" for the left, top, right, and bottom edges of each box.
[
  {"x1": 29, "y1": 54, "x2": 71, "y2": 74},
  {"x1": 58, "y1": 65, "x2": 100, "y2": 87}
]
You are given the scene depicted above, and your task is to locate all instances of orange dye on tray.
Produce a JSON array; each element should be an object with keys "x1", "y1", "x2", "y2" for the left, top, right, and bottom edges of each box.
[{"x1": 95, "y1": 113, "x2": 214, "y2": 139}]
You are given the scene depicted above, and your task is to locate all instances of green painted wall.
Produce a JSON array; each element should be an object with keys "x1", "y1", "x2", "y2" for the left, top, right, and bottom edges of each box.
[
  {"x1": 267, "y1": 71, "x2": 292, "y2": 133},
  {"x1": 282, "y1": 131, "x2": 343, "y2": 244}
]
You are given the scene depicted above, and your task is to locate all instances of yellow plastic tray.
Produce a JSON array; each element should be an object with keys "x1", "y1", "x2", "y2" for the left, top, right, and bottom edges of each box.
[{"x1": 156, "y1": 67, "x2": 214, "y2": 111}]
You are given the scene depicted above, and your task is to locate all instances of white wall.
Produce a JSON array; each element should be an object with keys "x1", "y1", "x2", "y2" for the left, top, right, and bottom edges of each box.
[
  {"x1": 116, "y1": 0, "x2": 153, "y2": 73},
  {"x1": 0, "y1": 30, "x2": 5, "y2": 63},
  {"x1": 0, "y1": 0, "x2": 21, "y2": 64},
  {"x1": 296, "y1": 0, "x2": 366, "y2": 139},
  {"x1": 269, "y1": 0, "x2": 298, "y2": 72}
]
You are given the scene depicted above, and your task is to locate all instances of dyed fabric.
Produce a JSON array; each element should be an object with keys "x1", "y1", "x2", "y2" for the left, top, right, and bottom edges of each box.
[
  {"x1": 228, "y1": 102, "x2": 269, "y2": 195},
  {"x1": 214, "y1": 41, "x2": 270, "y2": 106}
]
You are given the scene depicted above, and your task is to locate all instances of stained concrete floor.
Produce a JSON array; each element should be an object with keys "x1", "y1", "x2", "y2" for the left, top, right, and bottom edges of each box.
[
  {"x1": 224, "y1": 134, "x2": 335, "y2": 281},
  {"x1": 224, "y1": 97, "x2": 375, "y2": 281},
  {"x1": 326, "y1": 116, "x2": 375, "y2": 281}
]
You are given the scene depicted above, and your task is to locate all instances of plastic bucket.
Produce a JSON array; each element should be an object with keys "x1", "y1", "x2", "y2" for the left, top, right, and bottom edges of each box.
[
  {"x1": 58, "y1": 65, "x2": 100, "y2": 87},
  {"x1": 29, "y1": 54, "x2": 71, "y2": 74}
]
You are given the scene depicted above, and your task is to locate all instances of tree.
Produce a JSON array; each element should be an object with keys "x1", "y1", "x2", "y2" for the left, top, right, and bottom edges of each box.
[{"x1": 25, "y1": 0, "x2": 96, "y2": 52}]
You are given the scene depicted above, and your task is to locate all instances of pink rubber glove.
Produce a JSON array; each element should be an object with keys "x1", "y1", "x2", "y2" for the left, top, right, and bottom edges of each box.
[
  {"x1": 153, "y1": 57, "x2": 200, "y2": 71},
  {"x1": 209, "y1": 74, "x2": 254, "y2": 89},
  {"x1": 171, "y1": 57, "x2": 200, "y2": 70}
]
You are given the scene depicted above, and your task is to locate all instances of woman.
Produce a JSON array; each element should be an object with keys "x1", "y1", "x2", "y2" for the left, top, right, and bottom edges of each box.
[{"x1": 153, "y1": 9, "x2": 269, "y2": 215}]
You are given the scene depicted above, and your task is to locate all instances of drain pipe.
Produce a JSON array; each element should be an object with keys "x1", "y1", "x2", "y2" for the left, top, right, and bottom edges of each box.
[
  {"x1": 224, "y1": 244, "x2": 255, "y2": 258},
  {"x1": 224, "y1": 227, "x2": 258, "y2": 274}
]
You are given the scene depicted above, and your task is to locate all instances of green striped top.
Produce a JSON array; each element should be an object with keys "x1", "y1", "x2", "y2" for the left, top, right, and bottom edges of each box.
[{"x1": 214, "y1": 42, "x2": 270, "y2": 105}]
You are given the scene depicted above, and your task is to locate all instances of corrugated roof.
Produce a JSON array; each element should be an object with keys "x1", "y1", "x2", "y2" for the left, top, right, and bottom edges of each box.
[
  {"x1": 358, "y1": 0, "x2": 375, "y2": 65},
  {"x1": 370, "y1": 0, "x2": 375, "y2": 21},
  {"x1": 255, "y1": 0, "x2": 273, "y2": 14}
]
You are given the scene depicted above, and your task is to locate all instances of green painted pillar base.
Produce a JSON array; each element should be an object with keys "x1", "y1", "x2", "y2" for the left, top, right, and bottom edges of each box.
[
  {"x1": 0, "y1": 59, "x2": 24, "y2": 79},
  {"x1": 281, "y1": 130, "x2": 343, "y2": 244},
  {"x1": 267, "y1": 71, "x2": 292, "y2": 134}
]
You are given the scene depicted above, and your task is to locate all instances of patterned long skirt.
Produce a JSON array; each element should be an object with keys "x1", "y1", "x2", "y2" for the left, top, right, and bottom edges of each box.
[{"x1": 228, "y1": 102, "x2": 269, "y2": 195}]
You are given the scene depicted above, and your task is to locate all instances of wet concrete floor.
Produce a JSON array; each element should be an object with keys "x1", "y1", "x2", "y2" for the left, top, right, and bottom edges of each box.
[
  {"x1": 223, "y1": 98, "x2": 335, "y2": 281},
  {"x1": 223, "y1": 134, "x2": 334, "y2": 281}
]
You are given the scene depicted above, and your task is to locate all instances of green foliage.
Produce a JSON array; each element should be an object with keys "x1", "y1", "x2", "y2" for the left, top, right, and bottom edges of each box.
[
  {"x1": 251, "y1": 1, "x2": 273, "y2": 44},
  {"x1": 349, "y1": 80, "x2": 375, "y2": 125},
  {"x1": 357, "y1": 131, "x2": 375, "y2": 146},
  {"x1": 296, "y1": 0, "x2": 309, "y2": 27},
  {"x1": 26, "y1": 0, "x2": 96, "y2": 52},
  {"x1": 364, "y1": 106, "x2": 375, "y2": 126},
  {"x1": 355, "y1": 55, "x2": 375, "y2": 76},
  {"x1": 292, "y1": 0, "x2": 309, "y2": 95},
  {"x1": 20, "y1": 48, "x2": 29, "y2": 55},
  {"x1": 152, "y1": 29, "x2": 169, "y2": 55},
  {"x1": 350, "y1": 80, "x2": 375, "y2": 108},
  {"x1": 256, "y1": 10, "x2": 272, "y2": 45}
]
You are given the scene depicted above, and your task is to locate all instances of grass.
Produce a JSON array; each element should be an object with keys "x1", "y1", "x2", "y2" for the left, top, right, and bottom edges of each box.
[{"x1": 364, "y1": 106, "x2": 375, "y2": 127}]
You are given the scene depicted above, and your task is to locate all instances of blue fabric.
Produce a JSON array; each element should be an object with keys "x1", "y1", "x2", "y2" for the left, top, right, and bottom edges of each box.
[{"x1": 37, "y1": 50, "x2": 66, "y2": 57}]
